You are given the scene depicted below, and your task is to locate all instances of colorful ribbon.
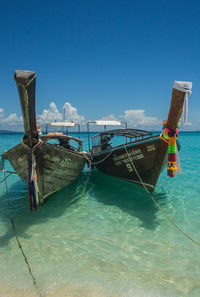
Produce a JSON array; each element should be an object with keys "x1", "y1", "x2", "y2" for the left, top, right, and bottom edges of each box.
[
  {"x1": 28, "y1": 151, "x2": 39, "y2": 211},
  {"x1": 160, "y1": 120, "x2": 179, "y2": 178}
]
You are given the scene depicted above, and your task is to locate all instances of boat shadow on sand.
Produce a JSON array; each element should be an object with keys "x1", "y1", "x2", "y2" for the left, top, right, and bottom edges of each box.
[
  {"x1": 89, "y1": 170, "x2": 168, "y2": 230},
  {"x1": 0, "y1": 173, "x2": 89, "y2": 247}
]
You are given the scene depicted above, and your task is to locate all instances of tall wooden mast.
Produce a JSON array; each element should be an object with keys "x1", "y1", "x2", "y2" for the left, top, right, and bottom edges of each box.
[
  {"x1": 152, "y1": 81, "x2": 192, "y2": 187},
  {"x1": 14, "y1": 70, "x2": 38, "y2": 142}
]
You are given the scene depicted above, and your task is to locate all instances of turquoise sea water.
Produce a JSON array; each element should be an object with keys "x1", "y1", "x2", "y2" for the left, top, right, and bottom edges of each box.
[{"x1": 0, "y1": 132, "x2": 200, "y2": 297}]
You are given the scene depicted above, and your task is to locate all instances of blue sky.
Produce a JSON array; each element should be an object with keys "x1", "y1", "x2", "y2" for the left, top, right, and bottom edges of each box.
[{"x1": 0, "y1": 0, "x2": 199, "y2": 131}]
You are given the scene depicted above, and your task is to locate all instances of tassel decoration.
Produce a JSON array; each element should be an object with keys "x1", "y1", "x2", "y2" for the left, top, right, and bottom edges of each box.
[
  {"x1": 167, "y1": 131, "x2": 178, "y2": 177},
  {"x1": 28, "y1": 151, "x2": 39, "y2": 211},
  {"x1": 160, "y1": 120, "x2": 180, "y2": 178}
]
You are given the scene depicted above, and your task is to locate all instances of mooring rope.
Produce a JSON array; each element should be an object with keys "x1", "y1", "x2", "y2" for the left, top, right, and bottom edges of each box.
[
  {"x1": 0, "y1": 170, "x2": 17, "y2": 174},
  {"x1": 0, "y1": 172, "x2": 15, "y2": 184},
  {"x1": 84, "y1": 145, "x2": 119, "y2": 165},
  {"x1": 21, "y1": 138, "x2": 43, "y2": 152},
  {"x1": 2, "y1": 165, "x2": 43, "y2": 297},
  {"x1": 123, "y1": 144, "x2": 200, "y2": 247},
  {"x1": 21, "y1": 139, "x2": 43, "y2": 212}
]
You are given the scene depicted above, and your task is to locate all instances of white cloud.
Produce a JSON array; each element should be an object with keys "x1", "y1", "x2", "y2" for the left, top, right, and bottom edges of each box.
[
  {"x1": 0, "y1": 108, "x2": 23, "y2": 129},
  {"x1": 0, "y1": 102, "x2": 84, "y2": 131},
  {"x1": 37, "y1": 101, "x2": 84, "y2": 125},
  {"x1": 1, "y1": 113, "x2": 23, "y2": 126},
  {"x1": 0, "y1": 103, "x2": 199, "y2": 132},
  {"x1": 120, "y1": 109, "x2": 161, "y2": 129},
  {"x1": 86, "y1": 110, "x2": 161, "y2": 132},
  {"x1": 0, "y1": 108, "x2": 4, "y2": 118},
  {"x1": 37, "y1": 102, "x2": 63, "y2": 124},
  {"x1": 182, "y1": 121, "x2": 193, "y2": 127},
  {"x1": 63, "y1": 102, "x2": 85, "y2": 123},
  {"x1": 99, "y1": 114, "x2": 117, "y2": 121}
]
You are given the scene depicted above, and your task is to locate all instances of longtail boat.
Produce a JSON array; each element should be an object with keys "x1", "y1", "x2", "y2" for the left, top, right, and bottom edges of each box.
[
  {"x1": 1, "y1": 70, "x2": 86, "y2": 210},
  {"x1": 87, "y1": 81, "x2": 192, "y2": 191}
]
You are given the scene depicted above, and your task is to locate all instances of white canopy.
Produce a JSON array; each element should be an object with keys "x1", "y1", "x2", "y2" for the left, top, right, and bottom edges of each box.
[
  {"x1": 48, "y1": 122, "x2": 76, "y2": 127},
  {"x1": 95, "y1": 120, "x2": 121, "y2": 126}
]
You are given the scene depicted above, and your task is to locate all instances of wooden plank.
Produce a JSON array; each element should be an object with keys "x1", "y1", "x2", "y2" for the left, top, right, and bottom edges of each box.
[
  {"x1": 93, "y1": 83, "x2": 190, "y2": 191},
  {"x1": 94, "y1": 137, "x2": 160, "y2": 191},
  {"x1": 14, "y1": 70, "x2": 38, "y2": 141},
  {"x1": 5, "y1": 141, "x2": 86, "y2": 203},
  {"x1": 152, "y1": 85, "x2": 189, "y2": 187},
  {"x1": 166, "y1": 88, "x2": 185, "y2": 130}
]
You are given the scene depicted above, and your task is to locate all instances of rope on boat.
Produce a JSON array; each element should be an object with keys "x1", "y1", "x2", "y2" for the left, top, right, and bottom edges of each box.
[
  {"x1": 0, "y1": 155, "x2": 17, "y2": 183},
  {"x1": 0, "y1": 172, "x2": 16, "y2": 184},
  {"x1": 123, "y1": 144, "x2": 200, "y2": 247},
  {"x1": 0, "y1": 170, "x2": 17, "y2": 174},
  {"x1": 2, "y1": 164, "x2": 43, "y2": 297},
  {"x1": 21, "y1": 138, "x2": 43, "y2": 152},
  {"x1": 84, "y1": 145, "x2": 119, "y2": 165},
  {"x1": 21, "y1": 139, "x2": 43, "y2": 212}
]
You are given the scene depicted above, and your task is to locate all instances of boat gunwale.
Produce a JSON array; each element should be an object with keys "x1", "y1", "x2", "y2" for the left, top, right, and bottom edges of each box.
[
  {"x1": 92, "y1": 134, "x2": 160, "y2": 157},
  {"x1": 41, "y1": 134, "x2": 83, "y2": 146},
  {"x1": 3, "y1": 140, "x2": 86, "y2": 160}
]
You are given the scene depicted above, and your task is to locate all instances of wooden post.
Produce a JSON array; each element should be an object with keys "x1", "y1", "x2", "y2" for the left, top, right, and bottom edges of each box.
[
  {"x1": 166, "y1": 88, "x2": 186, "y2": 131},
  {"x1": 152, "y1": 81, "x2": 191, "y2": 188},
  {"x1": 14, "y1": 70, "x2": 38, "y2": 141}
]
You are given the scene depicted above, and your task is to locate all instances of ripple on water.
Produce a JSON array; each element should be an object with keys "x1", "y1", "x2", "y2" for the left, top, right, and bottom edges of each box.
[{"x1": 0, "y1": 133, "x2": 200, "y2": 297}]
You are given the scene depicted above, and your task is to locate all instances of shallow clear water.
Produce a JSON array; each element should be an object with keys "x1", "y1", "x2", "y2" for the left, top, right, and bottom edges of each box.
[{"x1": 0, "y1": 132, "x2": 200, "y2": 297}]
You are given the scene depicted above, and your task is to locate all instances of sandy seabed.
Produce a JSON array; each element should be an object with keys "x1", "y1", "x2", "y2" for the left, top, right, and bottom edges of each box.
[{"x1": 0, "y1": 284, "x2": 120, "y2": 297}]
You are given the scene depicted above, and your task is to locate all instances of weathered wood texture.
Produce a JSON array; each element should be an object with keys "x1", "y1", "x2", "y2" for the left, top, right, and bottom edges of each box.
[
  {"x1": 167, "y1": 88, "x2": 185, "y2": 130},
  {"x1": 14, "y1": 70, "x2": 38, "y2": 140},
  {"x1": 4, "y1": 70, "x2": 86, "y2": 206},
  {"x1": 4, "y1": 142, "x2": 86, "y2": 204},
  {"x1": 94, "y1": 136, "x2": 161, "y2": 192},
  {"x1": 151, "y1": 87, "x2": 187, "y2": 186},
  {"x1": 93, "y1": 87, "x2": 187, "y2": 191}
]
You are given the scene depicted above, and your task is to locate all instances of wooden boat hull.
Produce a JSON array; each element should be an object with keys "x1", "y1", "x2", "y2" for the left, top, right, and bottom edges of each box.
[
  {"x1": 4, "y1": 141, "x2": 86, "y2": 204},
  {"x1": 90, "y1": 82, "x2": 193, "y2": 192},
  {"x1": 93, "y1": 136, "x2": 166, "y2": 191}
]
